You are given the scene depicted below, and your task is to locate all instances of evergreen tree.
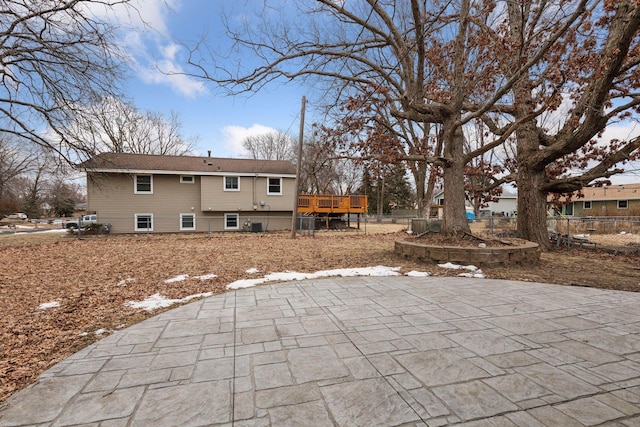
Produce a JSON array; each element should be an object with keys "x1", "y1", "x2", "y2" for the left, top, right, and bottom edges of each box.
[
  {"x1": 385, "y1": 165, "x2": 414, "y2": 212},
  {"x1": 358, "y1": 164, "x2": 415, "y2": 215}
]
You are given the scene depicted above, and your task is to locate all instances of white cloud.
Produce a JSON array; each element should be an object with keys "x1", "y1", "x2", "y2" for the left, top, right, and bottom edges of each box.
[
  {"x1": 99, "y1": 0, "x2": 207, "y2": 98},
  {"x1": 222, "y1": 124, "x2": 278, "y2": 157},
  {"x1": 136, "y1": 53, "x2": 208, "y2": 99}
]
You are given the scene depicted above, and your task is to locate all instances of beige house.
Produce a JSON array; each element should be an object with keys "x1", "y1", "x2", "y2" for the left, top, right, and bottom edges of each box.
[
  {"x1": 80, "y1": 152, "x2": 297, "y2": 234},
  {"x1": 555, "y1": 183, "x2": 640, "y2": 216}
]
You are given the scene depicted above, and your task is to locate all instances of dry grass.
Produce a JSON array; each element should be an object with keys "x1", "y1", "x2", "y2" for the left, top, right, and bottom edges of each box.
[{"x1": 1, "y1": 225, "x2": 639, "y2": 403}]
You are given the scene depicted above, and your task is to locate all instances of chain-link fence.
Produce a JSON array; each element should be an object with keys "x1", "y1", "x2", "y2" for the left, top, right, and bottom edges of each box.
[{"x1": 411, "y1": 215, "x2": 640, "y2": 249}]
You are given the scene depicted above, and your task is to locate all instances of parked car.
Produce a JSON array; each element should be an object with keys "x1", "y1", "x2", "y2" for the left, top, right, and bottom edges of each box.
[
  {"x1": 6, "y1": 213, "x2": 27, "y2": 221},
  {"x1": 62, "y1": 214, "x2": 97, "y2": 229}
]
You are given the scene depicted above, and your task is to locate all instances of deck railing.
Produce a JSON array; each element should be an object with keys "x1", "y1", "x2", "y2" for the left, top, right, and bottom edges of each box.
[{"x1": 298, "y1": 194, "x2": 368, "y2": 214}]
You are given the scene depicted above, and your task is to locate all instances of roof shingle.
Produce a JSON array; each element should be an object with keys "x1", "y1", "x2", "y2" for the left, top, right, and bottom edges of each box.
[
  {"x1": 576, "y1": 184, "x2": 640, "y2": 201},
  {"x1": 79, "y1": 152, "x2": 296, "y2": 175}
]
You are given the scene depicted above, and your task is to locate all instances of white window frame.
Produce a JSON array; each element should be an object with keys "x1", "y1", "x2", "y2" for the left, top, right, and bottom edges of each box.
[
  {"x1": 618, "y1": 200, "x2": 629, "y2": 209},
  {"x1": 563, "y1": 203, "x2": 574, "y2": 216},
  {"x1": 134, "y1": 174, "x2": 153, "y2": 194},
  {"x1": 224, "y1": 213, "x2": 239, "y2": 230},
  {"x1": 134, "y1": 214, "x2": 153, "y2": 232},
  {"x1": 583, "y1": 201, "x2": 592, "y2": 209},
  {"x1": 180, "y1": 175, "x2": 195, "y2": 184},
  {"x1": 224, "y1": 176, "x2": 240, "y2": 191},
  {"x1": 180, "y1": 213, "x2": 196, "y2": 231},
  {"x1": 267, "y1": 177, "x2": 282, "y2": 195}
]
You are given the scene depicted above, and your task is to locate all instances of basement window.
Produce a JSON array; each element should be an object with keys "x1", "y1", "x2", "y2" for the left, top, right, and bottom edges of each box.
[
  {"x1": 618, "y1": 200, "x2": 629, "y2": 209},
  {"x1": 180, "y1": 213, "x2": 196, "y2": 231},
  {"x1": 134, "y1": 214, "x2": 153, "y2": 232},
  {"x1": 224, "y1": 213, "x2": 239, "y2": 230}
]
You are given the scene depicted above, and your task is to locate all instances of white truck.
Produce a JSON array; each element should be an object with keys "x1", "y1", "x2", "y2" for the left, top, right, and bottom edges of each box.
[{"x1": 62, "y1": 214, "x2": 97, "y2": 229}]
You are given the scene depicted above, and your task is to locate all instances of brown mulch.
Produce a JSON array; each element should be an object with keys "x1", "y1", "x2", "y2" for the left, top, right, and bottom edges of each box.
[
  {"x1": 1, "y1": 228, "x2": 639, "y2": 403},
  {"x1": 410, "y1": 230, "x2": 529, "y2": 247}
]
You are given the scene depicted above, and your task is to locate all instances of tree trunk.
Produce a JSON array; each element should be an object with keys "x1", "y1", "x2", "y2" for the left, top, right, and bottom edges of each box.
[
  {"x1": 376, "y1": 176, "x2": 384, "y2": 221},
  {"x1": 441, "y1": 117, "x2": 471, "y2": 234},
  {"x1": 513, "y1": 92, "x2": 550, "y2": 248},
  {"x1": 516, "y1": 166, "x2": 550, "y2": 249},
  {"x1": 411, "y1": 161, "x2": 429, "y2": 217},
  {"x1": 423, "y1": 166, "x2": 438, "y2": 218}
]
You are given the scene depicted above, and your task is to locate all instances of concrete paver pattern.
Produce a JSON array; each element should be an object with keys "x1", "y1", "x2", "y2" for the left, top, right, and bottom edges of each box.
[{"x1": 2, "y1": 276, "x2": 640, "y2": 426}]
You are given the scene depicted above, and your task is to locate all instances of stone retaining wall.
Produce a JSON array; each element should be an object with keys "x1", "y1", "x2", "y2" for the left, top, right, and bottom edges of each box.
[{"x1": 395, "y1": 239, "x2": 540, "y2": 267}]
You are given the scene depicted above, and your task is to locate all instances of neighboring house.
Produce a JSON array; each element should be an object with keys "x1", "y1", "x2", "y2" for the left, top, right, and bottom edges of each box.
[
  {"x1": 554, "y1": 183, "x2": 640, "y2": 216},
  {"x1": 80, "y1": 152, "x2": 297, "y2": 234},
  {"x1": 431, "y1": 187, "x2": 518, "y2": 218},
  {"x1": 477, "y1": 187, "x2": 518, "y2": 218}
]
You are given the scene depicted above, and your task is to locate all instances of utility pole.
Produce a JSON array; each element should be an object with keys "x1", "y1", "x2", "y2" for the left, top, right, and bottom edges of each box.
[{"x1": 290, "y1": 96, "x2": 306, "y2": 239}]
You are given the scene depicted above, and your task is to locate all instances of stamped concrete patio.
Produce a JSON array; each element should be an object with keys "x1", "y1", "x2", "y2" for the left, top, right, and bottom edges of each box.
[{"x1": 1, "y1": 276, "x2": 640, "y2": 426}]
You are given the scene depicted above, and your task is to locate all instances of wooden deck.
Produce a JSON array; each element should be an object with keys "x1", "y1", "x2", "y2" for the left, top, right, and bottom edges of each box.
[{"x1": 298, "y1": 194, "x2": 368, "y2": 214}]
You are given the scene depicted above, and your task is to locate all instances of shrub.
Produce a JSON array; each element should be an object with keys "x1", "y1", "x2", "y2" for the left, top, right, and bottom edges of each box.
[{"x1": 66, "y1": 223, "x2": 110, "y2": 235}]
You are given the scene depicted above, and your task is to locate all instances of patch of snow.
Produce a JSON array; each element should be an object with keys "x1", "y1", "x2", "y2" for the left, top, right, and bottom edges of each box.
[
  {"x1": 194, "y1": 273, "x2": 217, "y2": 281},
  {"x1": 227, "y1": 277, "x2": 269, "y2": 289},
  {"x1": 79, "y1": 332, "x2": 89, "y2": 337},
  {"x1": 405, "y1": 271, "x2": 431, "y2": 277},
  {"x1": 165, "y1": 274, "x2": 189, "y2": 283},
  {"x1": 226, "y1": 266, "x2": 402, "y2": 290},
  {"x1": 94, "y1": 329, "x2": 109, "y2": 336},
  {"x1": 125, "y1": 292, "x2": 213, "y2": 312},
  {"x1": 620, "y1": 231, "x2": 628, "y2": 235},
  {"x1": 38, "y1": 301, "x2": 60, "y2": 310},
  {"x1": 246, "y1": 268, "x2": 260, "y2": 274},
  {"x1": 437, "y1": 262, "x2": 479, "y2": 271},
  {"x1": 406, "y1": 229, "x2": 413, "y2": 234},
  {"x1": 117, "y1": 278, "x2": 135, "y2": 286}
]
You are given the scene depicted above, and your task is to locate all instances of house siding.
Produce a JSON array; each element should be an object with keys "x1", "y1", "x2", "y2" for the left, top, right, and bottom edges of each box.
[
  {"x1": 87, "y1": 172, "x2": 295, "y2": 234},
  {"x1": 572, "y1": 199, "x2": 640, "y2": 217},
  {"x1": 201, "y1": 176, "x2": 295, "y2": 212}
]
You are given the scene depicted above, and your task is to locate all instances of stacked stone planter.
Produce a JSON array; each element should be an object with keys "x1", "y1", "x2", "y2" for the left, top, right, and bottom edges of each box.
[{"x1": 395, "y1": 238, "x2": 540, "y2": 267}]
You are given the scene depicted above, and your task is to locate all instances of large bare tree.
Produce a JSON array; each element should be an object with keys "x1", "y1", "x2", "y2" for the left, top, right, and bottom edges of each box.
[
  {"x1": 184, "y1": 0, "x2": 586, "y2": 236},
  {"x1": 474, "y1": 0, "x2": 640, "y2": 247},
  {"x1": 65, "y1": 97, "x2": 197, "y2": 156},
  {"x1": 0, "y1": 136, "x2": 34, "y2": 202},
  {"x1": 0, "y1": 0, "x2": 130, "y2": 162},
  {"x1": 242, "y1": 130, "x2": 295, "y2": 161}
]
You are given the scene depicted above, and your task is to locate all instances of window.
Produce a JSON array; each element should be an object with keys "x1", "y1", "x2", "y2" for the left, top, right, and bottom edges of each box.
[
  {"x1": 135, "y1": 214, "x2": 153, "y2": 231},
  {"x1": 618, "y1": 200, "x2": 629, "y2": 209},
  {"x1": 267, "y1": 177, "x2": 282, "y2": 195},
  {"x1": 180, "y1": 175, "x2": 195, "y2": 184},
  {"x1": 134, "y1": 175, "x2": 153, "y2": 194},
  {"x1": 224, "y1": 176, "x2": 240, "y2": 191},
  {"x1": 180, "y1": 214, "x2": 196, "y2": 231},
  {"x1": 224, "y1": 213, "x2": 239, "y2": 230},
  {"x1": 584, "y1": 201, "x2": 592, "y2": 209},
  {"x1": 562, "y1": 203, "x2": 574, "y2": 216}
]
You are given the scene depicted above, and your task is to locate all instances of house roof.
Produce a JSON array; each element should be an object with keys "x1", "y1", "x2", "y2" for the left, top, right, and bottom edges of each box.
[
  {"x1": 575, "y1": 184, "x2": 640, "y2": 202},
  {"x1": 432, "y1": 186, "x2": 517, "y2": 199},
  {"x1": 79, "y1": 152, "x2": 297, "y2": 176}
]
